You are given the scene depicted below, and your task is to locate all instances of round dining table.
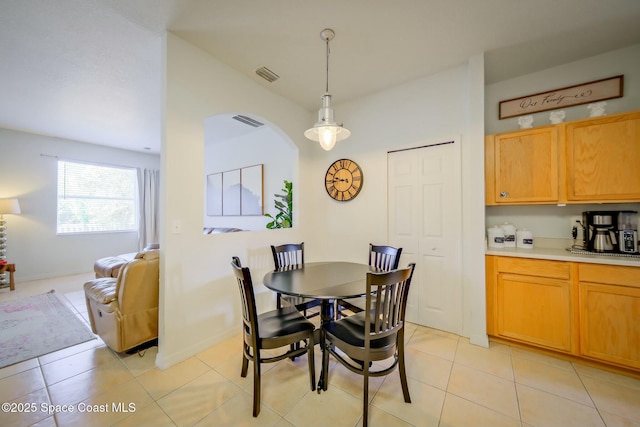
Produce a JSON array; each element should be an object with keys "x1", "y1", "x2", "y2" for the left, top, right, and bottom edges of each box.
[{"x1": 263, "y1": 261, "x2": 372, "y2": 391}]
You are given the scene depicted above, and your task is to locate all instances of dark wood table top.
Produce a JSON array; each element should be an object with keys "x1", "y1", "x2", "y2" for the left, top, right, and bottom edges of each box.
[{"x1": 263, "y1": 261, "x2": 371, "y2": 300}]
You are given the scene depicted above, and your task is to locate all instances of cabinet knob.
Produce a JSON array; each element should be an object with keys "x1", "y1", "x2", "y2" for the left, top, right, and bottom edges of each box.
[{"x1": 499, "y1": 191, "x2": 509, "y2": 198}]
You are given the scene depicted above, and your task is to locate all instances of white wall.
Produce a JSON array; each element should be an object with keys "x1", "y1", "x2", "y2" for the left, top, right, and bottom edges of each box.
[
  {"x1": 162, "y1": 32, "x2": 487, "y2": 367},
  {"x1": 485, "y1": 44, "x2": 640, "y2": 134},
  {"x1": 484, "y1": 43, "x2": 640, "y2": 239},
  {"x1": 161, "y1": 33, "x2": 313, "y2": 368},
  {"x1": 203, "y1": 123, "x2": 296, "y2": 231},
  {"x1": 304, "y1": 61, "x2": 487, "y2": 345},
  {"x1": 0, "y1": 128, "x2": 160, "y2": 281}
]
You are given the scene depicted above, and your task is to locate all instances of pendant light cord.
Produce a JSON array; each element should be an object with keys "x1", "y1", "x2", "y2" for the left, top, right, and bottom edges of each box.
[{"x1": 325, "y1": 37, "x2": 330, "y2": 93}]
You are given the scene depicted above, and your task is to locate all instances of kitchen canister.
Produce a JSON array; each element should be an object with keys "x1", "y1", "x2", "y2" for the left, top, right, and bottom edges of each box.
[
  {"x1": 500, "y1": 222, "x2": 517, "y2": 248},
  {"x1": 487, "y1": 226, "x2": 505, "y2": 248},
  {"x1": 517, "y1": 229, "x2": 534, "y2": 249}
]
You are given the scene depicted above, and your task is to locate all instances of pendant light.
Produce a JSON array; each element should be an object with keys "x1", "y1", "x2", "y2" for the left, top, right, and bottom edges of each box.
[{"x1": 304, "y1": 28, "x2": 351, "y2": 151}]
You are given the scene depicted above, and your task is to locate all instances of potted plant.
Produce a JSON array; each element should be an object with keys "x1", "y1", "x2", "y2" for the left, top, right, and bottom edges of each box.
[{"x1": 265, "y1": 180, "x2": 292, "y2": 229}]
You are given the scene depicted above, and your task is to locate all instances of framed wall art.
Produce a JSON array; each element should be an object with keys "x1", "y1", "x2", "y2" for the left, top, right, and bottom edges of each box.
[
  {"x1": 206, "y1": 164, "x2": 263, "y2": 216},
  {"x1": 206, "y1": 172, "x2": 223, "y2": 216},
  {"x1": 240, "y1": 164, "x2": 263, "y2": 215}
]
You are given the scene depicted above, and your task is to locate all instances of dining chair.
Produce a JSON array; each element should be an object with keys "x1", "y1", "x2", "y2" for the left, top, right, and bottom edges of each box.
[
  {"x1": 230, "y1": 256, "x2": 316, "y2": 417},
  {"x1": 337, "y1": 243, "x2": 403, "y2": 316},
  {"x1": 271, "y1": 242, "x2": 321, "y2": 319},
  {"x1": 321, "y1": 263, "x2": 415, "y2": 427}
]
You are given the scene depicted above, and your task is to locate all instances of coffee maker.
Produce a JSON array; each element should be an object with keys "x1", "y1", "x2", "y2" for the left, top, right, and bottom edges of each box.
[
  {"x1": 582, "y1": 210, "x2": 640, "y2": 253},
  {"x1": 583, "y1": 211, "x2": 618, "y2": 252},
  {"x1": 618, "y1": 211, "x2": 639, "y2": 253}
]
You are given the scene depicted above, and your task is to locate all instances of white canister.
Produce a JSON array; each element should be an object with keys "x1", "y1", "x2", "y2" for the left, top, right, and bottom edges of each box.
[
  {"x1": 487, "y1": 226, "x2": 505, "y2": 248},
  {"x1": 517, "y1": 229, "x2": 534, "y2": 249},
  {"x1": 500, "y1": 222, "x2": 517, "y2": 248}
]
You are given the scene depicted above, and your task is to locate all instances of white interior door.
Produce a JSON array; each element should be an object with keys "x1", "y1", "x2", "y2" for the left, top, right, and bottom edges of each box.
[{"x1": 388, "y1": 141, "x2": 462, "y2": 334}]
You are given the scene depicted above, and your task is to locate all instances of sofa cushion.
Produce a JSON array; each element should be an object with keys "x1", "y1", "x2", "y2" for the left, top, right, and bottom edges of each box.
[
  {"x1": 94, "y1": 252, "x2": 139, "y2": 278},
  {"x1": 84, "y1": 278, "x2": 117, "y2": 304}
]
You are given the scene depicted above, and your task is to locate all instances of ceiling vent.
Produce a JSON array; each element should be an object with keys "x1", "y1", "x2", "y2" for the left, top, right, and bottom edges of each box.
[
  {"x1": 232, "y1": 115, "x2": 264, "y2": 128},
  {"x1": 255, "y1": 66, "x2": 279, "y2": 83}
]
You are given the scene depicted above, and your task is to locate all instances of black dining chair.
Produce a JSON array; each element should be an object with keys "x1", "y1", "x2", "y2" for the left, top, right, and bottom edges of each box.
[
  {"x1": 321, "y1": 263, "x2": 416, "y2": 427},
  {"x1": 230, "y1": 256, "x2": 316, "y2": 417},
  {"x1": 337, "y1": 243, "x2": 403, "y2": 316},
  {"x1": 271, "y1": 242, "x2": 321, "y2": 319}
]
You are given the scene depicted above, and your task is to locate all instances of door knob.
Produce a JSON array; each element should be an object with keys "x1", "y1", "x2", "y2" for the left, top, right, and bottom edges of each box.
[{"x1": 499, "y1": 191, "x2": 509, "y2": 198}]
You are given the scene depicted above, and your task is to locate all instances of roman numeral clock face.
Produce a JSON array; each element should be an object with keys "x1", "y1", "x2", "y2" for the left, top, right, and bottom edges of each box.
[{"x1": 325, "y1": 159, "x2": 363, "y2": 201}]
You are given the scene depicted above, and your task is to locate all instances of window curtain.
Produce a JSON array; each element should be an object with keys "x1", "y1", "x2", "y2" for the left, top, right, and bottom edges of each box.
[{"x1": 138, "y1": 168, "x2": 160, "y2": 251}]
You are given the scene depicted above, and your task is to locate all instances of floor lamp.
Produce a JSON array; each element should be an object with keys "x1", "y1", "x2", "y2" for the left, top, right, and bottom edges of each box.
[{"x1": 0, "y1": 198, "x2": 21, "y2": 286}]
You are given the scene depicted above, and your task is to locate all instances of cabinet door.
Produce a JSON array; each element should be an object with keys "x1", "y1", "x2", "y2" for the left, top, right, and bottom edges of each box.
[
  {"x1": 566, "y1": 111, "x2": 640, "y2": 201},
  {"x1": 497, "y1": 273, "x2": 573, "y2": 352},
  {"x1": 579, "y1": 282, "x2": 640, "y2": 369},
  {"x1": 491, "y1": 127, "x2": 559, "y2": 204}
]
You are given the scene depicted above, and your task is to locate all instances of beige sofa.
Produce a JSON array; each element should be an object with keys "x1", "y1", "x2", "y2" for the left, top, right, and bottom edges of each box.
[{"x1": 84, "y1": 249, "x2": 159, "y2": 353}]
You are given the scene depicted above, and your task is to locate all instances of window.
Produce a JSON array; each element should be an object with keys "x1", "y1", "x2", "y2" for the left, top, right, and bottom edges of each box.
[{"x1": 57, "y1": 160, "x2": 137, "y2": 234}]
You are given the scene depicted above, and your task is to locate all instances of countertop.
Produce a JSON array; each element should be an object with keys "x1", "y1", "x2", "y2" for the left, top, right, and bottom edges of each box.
[{"x1": 486, "y1": 246, "x2": 640, "y2": 267}]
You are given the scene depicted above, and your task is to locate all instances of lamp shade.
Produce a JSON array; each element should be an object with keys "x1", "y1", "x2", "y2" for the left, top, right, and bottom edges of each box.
[
  {"x1": 304, "y1": 94, "x2": 351, "y2": 151},
  {"x1": 0, "y1": 199, "x2": 21, "y2": 215}
]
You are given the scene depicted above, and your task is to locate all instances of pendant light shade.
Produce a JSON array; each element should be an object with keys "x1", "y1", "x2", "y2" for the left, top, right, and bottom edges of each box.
[
  {"x1": 304, "y1": 94, "x2": 351, "y2": 151},
  {"x1": 305, "y1": 29, "x2": 350, "y2": 151}
]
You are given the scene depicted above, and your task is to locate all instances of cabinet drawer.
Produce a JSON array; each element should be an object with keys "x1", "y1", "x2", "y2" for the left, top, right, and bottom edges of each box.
[
  {"x1": 579, "y1": 264, "x2": 640, "y2": 288},
  {"x1": 496, "y1": 257, "x2": 570, "y2": 279}
]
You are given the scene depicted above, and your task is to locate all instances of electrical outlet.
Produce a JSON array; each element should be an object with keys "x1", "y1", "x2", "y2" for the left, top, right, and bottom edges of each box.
[{"x1": 570, "y1": 215, "x2": 584, "y2": 241}]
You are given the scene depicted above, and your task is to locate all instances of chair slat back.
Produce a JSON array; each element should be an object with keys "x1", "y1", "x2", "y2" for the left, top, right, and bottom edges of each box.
[
  {"x1": 271, "y1": 242, "x2": 304, "y2": 269},
  {"x1": 369, "y1": 244, "x2": 403, "y2": 271},
  {"x1": 231, "y1": 257, "x2": 259, "y2": 339},
  {"x1": 365, "y1": 263, "x2": 415, "y2": 340}
]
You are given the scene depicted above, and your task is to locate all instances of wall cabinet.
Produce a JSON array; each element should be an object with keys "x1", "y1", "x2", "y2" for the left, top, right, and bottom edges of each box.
[
  {"x1": 565, "y1": 111, "x2": 640, "y2": 201},
  {"x1": 485, "y1": 110, "x2": 640, "y2": 205},
  {"x1": 487, "y1": 255, "x2": 640, "y2": 372},
  {"x1": 485, "y1": 126, "x2": 559, "y2": 205},
  {"x1": 578, "y1": 264, "x2": 640, "y2": 370}
]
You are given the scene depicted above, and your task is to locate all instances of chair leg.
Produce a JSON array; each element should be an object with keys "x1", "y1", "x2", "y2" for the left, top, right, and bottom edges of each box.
[
  {"x1": 241, "y1": 344, "x2": 249, "y2": 377},
  {"x1": 398, "y1": 339, "x2": 411, "y2": 403},
  {"x1": 363, "y1": 360, "x2": 370, "y2": 427},
  {"x1": 252, "y1": 355, "x2": 261, "y2": 417},
  {"x1": 322, "y1": 338, "x2": 330, "y2": 391},
  {"x1": 307, "y1": 335, "x2": 316, "y2": 391}
]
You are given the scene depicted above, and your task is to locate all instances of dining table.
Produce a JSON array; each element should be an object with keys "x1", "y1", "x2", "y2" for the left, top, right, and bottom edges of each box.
[{"x1": 263, "y1": 261, "x2": 372, "y2": 391}]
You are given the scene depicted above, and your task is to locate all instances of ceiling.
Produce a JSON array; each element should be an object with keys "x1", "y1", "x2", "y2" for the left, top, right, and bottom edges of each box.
[{"x1": 2, "y1": 0, "x2": 640, "y2": 154}]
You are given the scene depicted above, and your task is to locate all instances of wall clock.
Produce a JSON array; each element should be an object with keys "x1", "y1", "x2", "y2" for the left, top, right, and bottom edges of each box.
[{"x1": 324, "y1": 158, "x2": 363, "y2": 201}]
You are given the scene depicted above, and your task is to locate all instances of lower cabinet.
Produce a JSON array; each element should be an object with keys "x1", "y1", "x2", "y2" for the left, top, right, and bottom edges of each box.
[
  {"x1": 487, "y1": 257, "x2": 575, "y2": 353},
  {"x1": 578, "y1": 264, "x2": 640, "y2": 370},
  {"x1": 487, "y1": 255, "x2": 640, "y2": 372}
]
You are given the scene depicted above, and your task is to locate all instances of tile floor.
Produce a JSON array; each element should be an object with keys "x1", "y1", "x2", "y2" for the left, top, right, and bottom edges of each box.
[{"x1": 1, "y1": 273, "x2": 640, "y2": 427}]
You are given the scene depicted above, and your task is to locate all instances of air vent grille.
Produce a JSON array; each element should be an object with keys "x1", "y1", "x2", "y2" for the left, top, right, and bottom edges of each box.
[
  {"x1": 232, "y1": 115, "x2": 264, "y2": 128},
  {"x1": 255, "y1": 66, "x2": 279, "y2": 83}
]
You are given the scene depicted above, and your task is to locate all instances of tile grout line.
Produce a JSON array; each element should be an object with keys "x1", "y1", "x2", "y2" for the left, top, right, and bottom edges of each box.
[
  {"x1": 572, "y1": 362, "x2": 609, "y2": 427},
  {"x1": 509, "y1": 346, "x2": 525, "y2": 426}
]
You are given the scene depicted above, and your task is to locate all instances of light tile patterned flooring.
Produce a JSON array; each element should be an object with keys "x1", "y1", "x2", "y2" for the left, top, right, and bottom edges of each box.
[{"x1": 1, "y1": 273, "x2": 639, "y2": 426}]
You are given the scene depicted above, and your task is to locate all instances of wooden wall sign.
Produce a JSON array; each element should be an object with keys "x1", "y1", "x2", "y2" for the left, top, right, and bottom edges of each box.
[{"x1": 499, "y1": 75, "x2": 623, "y2": 119}]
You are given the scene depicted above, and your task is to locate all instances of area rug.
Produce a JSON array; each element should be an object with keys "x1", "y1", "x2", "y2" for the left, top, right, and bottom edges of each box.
[{"x1": 0, "y1": 290, "x2": 96, "y2": 368}]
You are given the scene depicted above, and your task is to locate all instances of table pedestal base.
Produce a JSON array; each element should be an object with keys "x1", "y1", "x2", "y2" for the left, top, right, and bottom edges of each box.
[{"x1": 317, "y1": 299, "x2": 336, "y2": 392}]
